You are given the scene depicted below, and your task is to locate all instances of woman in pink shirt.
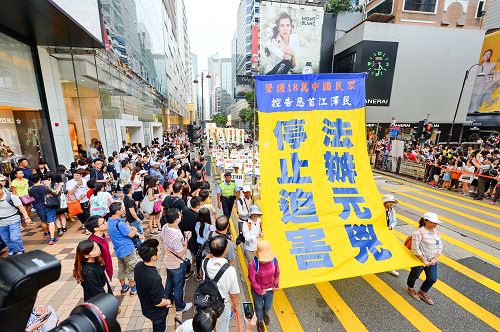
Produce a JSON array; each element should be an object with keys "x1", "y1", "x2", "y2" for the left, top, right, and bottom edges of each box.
[{"x1": 248, "y1": 240, "x2": 280, "y2": 332}]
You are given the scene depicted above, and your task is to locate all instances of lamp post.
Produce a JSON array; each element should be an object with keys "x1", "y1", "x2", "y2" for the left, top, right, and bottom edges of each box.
[
  {"x1": 447, "y1": 63, "x2": 485, "y2": 144},
  {"x1": 193, "y1": 70, "x2": 211, "y2": 123}
]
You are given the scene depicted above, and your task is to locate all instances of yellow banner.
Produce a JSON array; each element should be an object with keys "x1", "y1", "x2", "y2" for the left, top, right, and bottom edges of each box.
[{"x1": 256, "y1": 74, "x2": 421, "y2": 288}]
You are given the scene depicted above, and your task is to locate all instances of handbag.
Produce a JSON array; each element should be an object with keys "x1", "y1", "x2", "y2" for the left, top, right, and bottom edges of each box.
[
  {"x1": 20, "y1": 195, "x2": 35, "y2": 205},
  {"x1": 67, "y1": 194, "x2": 83, "y2": 217},
  {"x1": 44, "y1": 194, "x2": 60, "y2": 209},
  {"x1": 153, "y1": 200, "x2": 162, "y2": 213},
  {"x1": 59, "y1": 189, "x2": 68, "y2": 209},
  {"x1": 141, "y1": 196, "x2": 154, "y2": 214},
  {"x1": 169, "y1": 249, "x2": 191, "y2": 274}
]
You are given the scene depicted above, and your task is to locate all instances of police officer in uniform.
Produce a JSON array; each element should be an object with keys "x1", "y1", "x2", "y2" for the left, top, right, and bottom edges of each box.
[{"x1": 216, "y1": 171, "x2": 239, "y2": 220}]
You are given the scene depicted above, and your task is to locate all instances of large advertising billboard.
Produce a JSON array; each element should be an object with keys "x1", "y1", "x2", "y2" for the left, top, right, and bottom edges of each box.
[
  {"x1": 467, "y1": 30, "x2": 500, "y2": 125},
  {"x1": 259, "y1": 2, "x2": 324, "y2": 75}
]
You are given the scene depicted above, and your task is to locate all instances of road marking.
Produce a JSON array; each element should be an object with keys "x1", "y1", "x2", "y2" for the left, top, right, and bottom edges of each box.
[
  {"x1": 389, "y1": 188, "x2": 499, "y2": 230},
  {"x1": 393, "y1": 230, "x2": 500, "y2": 293},
  {"x1": 382, "y1": 187, "x2": 500, "y2": 242},
  {"x1": 403, "y1": 187, "x2": 500, "y2": 219},
  {"x1": 396, "y1": 213, "x2": 500, "y2": 266},
  {"x1": 315, "y1": 282, "x2": 368, "y2": 332},
  {"x1": 379, "y1": 173, "x2": 500, "y2": 212},
  {"x1": 411, "y1": 270, "x2": 500, "y2": 330},
  {"x1": 213, "y1": 160, "x2": 304, "y2": 332},
  {"x1": 362, "y1": 274, "x2": 441, "y2": 332}
]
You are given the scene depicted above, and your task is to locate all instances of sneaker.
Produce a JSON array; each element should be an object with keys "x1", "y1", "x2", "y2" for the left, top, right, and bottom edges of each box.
[
  {"x1": 62, "y1": 227, "x2": 67, "y2": 233},
  {"x1": 175, "y1": 302, "x2": 193, "y2": 315},
  {"x1": 57, "y1": 229, "x2": 64, "y2": 237},
  {"x1": 406, "y1": 287, "x2": 420, "y2": 301},
  {"x1": 388, "y1": 270, "x2": 400, "y2": 277},
  {"x1": 130, "y1": 286, "x2": 137, "y2": 295},
  {"x1": 43, "y1": 232, "x2": 50, "y2": 238},
  {"x1": 418, "y1": 290, "x2": 434, "y2": 305},
  {"x1": 120, "y1": 284, "x2": 130, "y2": 293},
  {"x1": 49, "y1": 238, "x2": 57, "y2": 245},
  {"x1": 185, "y1": 271, "x2": 195, "y2": 281}
]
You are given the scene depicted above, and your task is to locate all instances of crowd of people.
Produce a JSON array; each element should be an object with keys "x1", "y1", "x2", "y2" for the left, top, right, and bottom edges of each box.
[
  {"x1": 373, "y1": 134, "x2": 500, "y2": 203},
  {"x1": 0, "y1": 131, "x2": 278, "y2": 332}
]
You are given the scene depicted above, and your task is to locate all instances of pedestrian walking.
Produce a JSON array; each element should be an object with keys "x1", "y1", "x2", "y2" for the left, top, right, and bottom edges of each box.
[
  {"x1": 248, "y1": 240, "x2": 280, "y2": 332},
  {"x1": 383, "y1": 194, "x2": 400, "y2": 277},
  {"x1": 194, "y1": 207, "x2": 216, "y2": 279},
  {"x1": 161, "y1": 208, "x2": 193, "y2": 314},
  {"x1": 134, "y1": 239, "x2": 172, "y2": 332},
  {"x1": 242, "y1": 205, "x2": 264, "y2": 263},
  {"x1": 85, "y1": 216, "x2": 113, "y2": 280},
  {"x1": 28, "y1": 173, "x2": 58, "y2": 245},
  {"x1": 406, "y1": 212, "x2": 443, "y2": 305},
  {"x1": 73, "y1": 239, "x2": 110, "y2": 302},
  {"x1": 107, "y1": 201, "x2": 140, "y2": 295},
  {"x1": 216, "y1": 171, "x2": 239, "y2": 219}
]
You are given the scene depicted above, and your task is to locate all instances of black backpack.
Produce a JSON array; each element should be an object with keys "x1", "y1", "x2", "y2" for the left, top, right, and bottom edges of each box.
[
  {"x1": 196, "y1": 231, "x2": 215, "y2": 261},
  {"x1": 194, "y1": 259, "x2": 229, "y2": 318}
]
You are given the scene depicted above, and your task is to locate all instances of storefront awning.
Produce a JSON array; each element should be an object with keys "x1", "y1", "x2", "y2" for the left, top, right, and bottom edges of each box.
[{"x1": 0, "y1": 0, "x2": 104, "y2": 48}]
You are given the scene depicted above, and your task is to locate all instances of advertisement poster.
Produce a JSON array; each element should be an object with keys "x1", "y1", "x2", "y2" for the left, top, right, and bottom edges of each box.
[
  {"x1": 256, "y1": 73, "x2": 420, "y2": 288},
  {"x1": 235, "y1": 75, "x2": 254, "y2": 99},
  {"x1": 259, "y1": 2, "x2": 324, "y2": 75},
  {"x1": 467, "y1": 31, "x2": 500, "y2": 123}
]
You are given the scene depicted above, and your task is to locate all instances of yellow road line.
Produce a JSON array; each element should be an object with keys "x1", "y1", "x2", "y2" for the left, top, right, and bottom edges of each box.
[
  {"x1": 315, "y1": 282, "x2": 368, "y2": 332},
  {"x1": 393, "y1": 230, "x2": 500, "y2": 293},
  {"x1": 214, "y1": 161, "x2": 304, "y2": 332},
  {"x1": 396, "y1": 214, "x2": 500, "y2": 266},
  {"x1": 362, "y1": 274, "x2": 441, "y2": 332},
  {"x1": 390, "y1": 188, "x2": 499, "y2": 230},
  {"x1": 410, "y1": 270, "x2": 500, "y2": 330},
  {"x1": 379, "y1": 174, "x2": 500, "y2": 212},
  {"x1": 403, "y1": 187, "x2": 500, "y2": 219},
  {"x1": 382, "y1": 188, "x2": 500, "y2": 242}
]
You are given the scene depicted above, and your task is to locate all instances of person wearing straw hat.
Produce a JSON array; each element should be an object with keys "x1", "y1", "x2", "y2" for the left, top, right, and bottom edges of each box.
[
  {"x1": 242, "y1": 205, "x2": 264, "y2": 263},
  {"x1": 382, "y1": 194, "x2": 399, "y2": 277},
  {"x1": 406, "y1": 212, "x2": 443, "y2": 305},
  {"x1": 248, "y1": 240, "x2": 280, "y2": 332}
]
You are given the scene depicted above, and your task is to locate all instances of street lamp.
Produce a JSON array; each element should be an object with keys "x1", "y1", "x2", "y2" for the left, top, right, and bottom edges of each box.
[
  {"x1": 447, "y1": 63, "x2": 485, "y2": 144},
  {"x1": 193, "y1": 70, "x2": 212, "y2": 123}
]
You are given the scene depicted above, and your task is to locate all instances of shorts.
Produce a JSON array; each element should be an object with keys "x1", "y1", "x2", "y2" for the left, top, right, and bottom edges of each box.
[
  {"x1": 117, "y1": 251, "x2": 139, "y2": 281},
  {"x1": 36, "y1": 208, "x2": 57, "y2": 223}
]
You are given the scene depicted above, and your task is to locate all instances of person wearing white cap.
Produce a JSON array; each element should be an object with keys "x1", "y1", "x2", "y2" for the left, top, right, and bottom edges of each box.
[
  {"x1": 382, "y1": 194, "x2": 399, "y2": 277},
  {"x1": 406, "y1": 212, "x2": 443, "y2": 305},
  {"x1": 237, "y1": 185, "x2": 252, "y2": 236},
  {"x1": 242, "y1": 205, "x2": 264, "y2": 262}
]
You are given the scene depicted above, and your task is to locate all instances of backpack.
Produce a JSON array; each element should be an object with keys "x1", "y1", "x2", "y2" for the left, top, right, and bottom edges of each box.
[
  {"x1": 194, "y1": 259, "x2": 229, "y2": 318},
  {"x1": 404, "y1": 228, "x2": 439, "y2": 250},
  {"x1": 253, "y1": 256, "x2": 277, "y2": 274},
  {"x1": 0, "y1": 192, "x2": 21, "y2": 220},
  {"x1": 197, "y1": 231, "x2": 215, "y2": 261},
  {"x1": 90, "y1": 193, "x2": 108, "y2": 216}
]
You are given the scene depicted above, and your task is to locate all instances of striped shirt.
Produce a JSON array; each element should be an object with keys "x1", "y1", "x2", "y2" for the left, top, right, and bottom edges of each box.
[
  {"x1": 411, "y1": 227, "x2": 443, "y2": 262},
  {"x1": 161, "y1": 225, "x2": 185, "y2": 270}
]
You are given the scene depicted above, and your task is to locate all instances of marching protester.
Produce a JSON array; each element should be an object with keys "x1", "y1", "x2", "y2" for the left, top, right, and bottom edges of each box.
[
  {"x1": 237, "y1": 185, "x2": 252, "y2": 236},
  {"x1": 134, "y1": 239, "x2": 172, "y2": 332},
  {"x1": 383, "y1": 194, "x2": 400, "y2": 277},
  {"x1": 406, "y1": 212, "x2": 443, "y2": 305},
  {"x1": 242, "y1": 205, "x2": 264, "y2": 263},
  {"x1": 248, "y1": 240, "x2": 280, "y2": 332}
]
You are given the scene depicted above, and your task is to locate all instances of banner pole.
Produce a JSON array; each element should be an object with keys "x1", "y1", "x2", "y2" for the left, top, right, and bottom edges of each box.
[{"x1": 252, "y1": 77, "x2": 257, "y2": 204}]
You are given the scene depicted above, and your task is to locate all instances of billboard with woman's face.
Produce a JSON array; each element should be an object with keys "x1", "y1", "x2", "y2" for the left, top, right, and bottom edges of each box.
[
  {"x1": 259, "y1": 2, "x2": 324, "y2": 75},
  {"x1": 467, "y1": 31, "x2": 500, "y2": 117}
]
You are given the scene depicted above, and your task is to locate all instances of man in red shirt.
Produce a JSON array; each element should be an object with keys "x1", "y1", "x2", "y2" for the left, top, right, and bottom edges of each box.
[{"x1": 85, "y1": 216, "x2": 113, "y2": 280}]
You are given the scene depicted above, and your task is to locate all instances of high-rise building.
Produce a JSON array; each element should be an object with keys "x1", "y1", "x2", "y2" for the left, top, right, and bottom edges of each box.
[
  {"x1": 220, "y1": 58, "x2": 234, "y2": 114},
  {"x1": 191, "y1": 53, "x2": 200, "y2": 122},
  {"x1": 208, "y1": 53, "x2": 222, "y2": 118}
]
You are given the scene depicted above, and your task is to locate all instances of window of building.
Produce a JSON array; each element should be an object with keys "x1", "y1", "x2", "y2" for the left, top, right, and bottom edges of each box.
[
  {"x1": 476, "y1": 0, "x2": 486, "y2": 18},
  {"x1": 335, "y1": 52, "x2": 357, "y2": 73},
  {"x1": 403, "y1": 0, "x2": 437, "y2": 13}
]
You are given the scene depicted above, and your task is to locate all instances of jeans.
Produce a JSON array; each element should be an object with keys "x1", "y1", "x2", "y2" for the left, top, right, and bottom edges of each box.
[
  {"x1": 150, "y1": 313, "x2": 167, "y2": 332},
  {"x1": 216, "y1": 301, "x2": 231, "y2": 332},
  {"x1": 252, "y1": 289, "x2": 274, "y2": 323},
  {"x1": 0, "y1": 220, "x2": 24, "y2": 253},
  {"x1": 407, "y1": 263, "x2": 438, "y2": 293},
  {"x1": 221, "y1": 196, "x2": 234, "y2": 219},
  {"x1": 165, "y1": 262, "x2": 187, "y2": 311},
  {"x1": 129, "y1": 220, "x2": 144, "y2": 235}
]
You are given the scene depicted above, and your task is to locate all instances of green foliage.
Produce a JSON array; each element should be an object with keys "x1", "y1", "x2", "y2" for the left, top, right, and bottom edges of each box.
[
  {"x1": 212, "y1": 114, "x2": 228, "y2": 128},
  {"x1": 325, "y1": 0, "x2": 354, "y2": 15},
  {"x1": 245, "y1": 90, "x2": 255, "y2": 107},
  {"x1": 239, "y1": 108, "x2": 254, "y2": 125}
]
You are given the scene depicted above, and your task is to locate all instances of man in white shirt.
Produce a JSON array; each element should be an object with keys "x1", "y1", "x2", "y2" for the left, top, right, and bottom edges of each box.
[
  {"x1": 202, "y1": 235, "x2": 240, "y2": 332},
  {"x1": 237, "y1": 186, "x2": 252, "y2": 234},
  {"x1": 66, "y1": 169, "x2": 90, "y2": 225}
]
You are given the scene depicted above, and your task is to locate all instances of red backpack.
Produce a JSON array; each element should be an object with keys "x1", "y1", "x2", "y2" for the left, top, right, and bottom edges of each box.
[{"x1": 404, "y1": 228, "x2": 439, "y2": 250}]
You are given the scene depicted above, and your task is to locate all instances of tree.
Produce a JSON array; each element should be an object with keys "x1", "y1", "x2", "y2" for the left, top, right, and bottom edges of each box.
[
  {"x1": 325, "y1": 0, "x2": 354, "y2": 15},
  {"x1": 239, "y1": 108, "x2": 253, "y2": 125},
  {"x1": 212, "y1": 114, "x2": 228, "y2": 128},
  {"x1": 244, "y1": 90, "x2": 259, "y2": 127}
]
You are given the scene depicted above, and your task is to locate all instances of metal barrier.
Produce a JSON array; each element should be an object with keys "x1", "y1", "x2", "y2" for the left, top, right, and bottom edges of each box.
[{"x1": 373, "y1": 155, "x2": 427, "y2": 181}]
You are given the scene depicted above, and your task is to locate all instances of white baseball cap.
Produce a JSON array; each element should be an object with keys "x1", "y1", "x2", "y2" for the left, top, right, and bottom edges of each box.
[
  {"x1": 382, "y1": 194, "x2": 398, "y2": 204},
  {"x1": 242, "y1": 185, "x2": 251, "y2": 193},
  {"x1": 422, "y1": 212, "x2": 442, "y2": 224}
]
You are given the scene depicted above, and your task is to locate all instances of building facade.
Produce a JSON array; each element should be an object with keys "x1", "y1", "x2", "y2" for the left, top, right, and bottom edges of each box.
[{"x1": 0, "y1": 0, "x2": 193, "y2": 169}]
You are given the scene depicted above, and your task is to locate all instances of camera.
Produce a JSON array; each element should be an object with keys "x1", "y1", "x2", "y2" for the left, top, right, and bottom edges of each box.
[{"x1": 0, "y1": 250, "x2": 120, "y2": 332}]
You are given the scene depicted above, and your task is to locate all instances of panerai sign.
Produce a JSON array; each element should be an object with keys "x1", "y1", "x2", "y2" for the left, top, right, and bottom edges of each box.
[{"x1": 301, "y1": 13, "x2": 321, "y2": 27}]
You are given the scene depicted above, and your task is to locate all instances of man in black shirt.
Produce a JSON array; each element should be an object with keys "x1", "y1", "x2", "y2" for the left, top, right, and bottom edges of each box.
[
  {"x1": 135, "y1": 239, "x2": 171, "y2": 332},
  {"x1": 122, "y1": 184, "x2": 144, "y2": 236},
  {"x1": 180, "y1": 196, "x2": 202, "y2": 255},
  {"x1": 162, "y1": 181, "x2": 186, "y2": 213}
]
